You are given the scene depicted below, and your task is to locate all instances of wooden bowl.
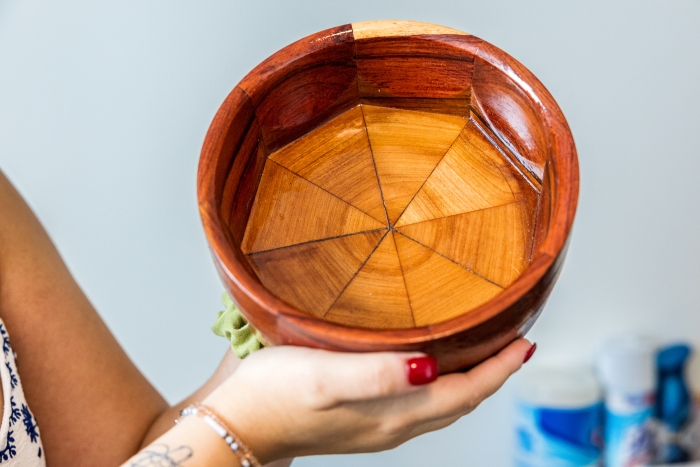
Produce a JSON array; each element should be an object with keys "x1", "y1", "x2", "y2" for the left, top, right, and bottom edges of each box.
[{"x1": 197, "y1": 20, "x2": 578, "y2": 372}]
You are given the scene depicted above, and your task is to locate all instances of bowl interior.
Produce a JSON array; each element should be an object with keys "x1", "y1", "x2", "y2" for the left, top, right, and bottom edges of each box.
[{"x1": 205, "y1": 21, "x2": 560, "y2": 332}]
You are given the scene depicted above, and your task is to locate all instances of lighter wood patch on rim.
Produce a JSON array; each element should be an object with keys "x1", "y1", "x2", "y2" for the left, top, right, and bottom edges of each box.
[{"x1": 351, "y1": 20, "x2": 468, "y2": 40}]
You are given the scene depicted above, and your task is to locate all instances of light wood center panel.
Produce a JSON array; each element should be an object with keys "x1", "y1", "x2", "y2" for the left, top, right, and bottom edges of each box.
[
  {"x1": 363, "y1": 105, "x2": 467, "y2": 224},
  {"x1": 240, "y1": 104, "x2": 539, "y2": 329},
  {"x1": 325, "y1": 233, "x2": 414, "y2": 329},
  {"x1": 241, "y1": 160, "x2": 384, "y2": 254},
  {"x1": 248, "y1": 231, "x2": 385, "y2": 317}
]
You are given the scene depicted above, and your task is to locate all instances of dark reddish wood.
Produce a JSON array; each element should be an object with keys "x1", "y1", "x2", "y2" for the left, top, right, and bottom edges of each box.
[
  {"x1": 198, "y1": 87, "x2": 263, "y2": 281},
  {"x1": 238, "y1": 25, "x2": 358, "y2": 153},
  {"x1": 357, "y1": 97, "x2": 468, "y2": 117},
  {"x1": 197, "y1": 87, "x2": 254, "y2": 207},
  {"x1": 196, "y1": 21, "x2": 579, "y2": 373},
  {"x1": 252, "y1": 66, "x2": 358, "y2": 153},
  {"x1": 469, "y1": 110, "x2": 542, "y2": 190},
  {"x1": 219, "y1": 119, "x2": 259, "y2": 225},
  {"x1": 228, "y1": 136, "x2": 266, "y2": 246},
  {"x1": 358, "y1": 56, "x2": 470, "y2": 98},
  {"x1": 355, "y1": 35, "x2": 482, "y2": 116},
  {"x1": 471, "y1": 42, "x2": 552, "y2": 183},
  {"x1": 532, "y1": 161, "x2": 553, "y2": 256}
]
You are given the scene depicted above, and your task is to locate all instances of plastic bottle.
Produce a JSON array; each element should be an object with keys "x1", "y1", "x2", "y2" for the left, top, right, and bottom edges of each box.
[
  {"x1": 597, "y1": 336, "x2": 657, "y2": 467},
  {"x1": 514, "y1": 365, "x2": 603, "y2": 467},
  {"x1": 655, "y1": 343, "x2": 692, "y2": 463}
]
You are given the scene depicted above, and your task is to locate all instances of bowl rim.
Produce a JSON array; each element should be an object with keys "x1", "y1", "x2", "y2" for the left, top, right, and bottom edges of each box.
[{"x1": 197, "y1": 20, "x2": 579, "y2": 346}]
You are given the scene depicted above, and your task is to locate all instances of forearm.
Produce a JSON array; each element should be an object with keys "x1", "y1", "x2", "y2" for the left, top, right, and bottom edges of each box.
[{"x1": 141, "y1": 349, "x2": 242, "y2": 447}]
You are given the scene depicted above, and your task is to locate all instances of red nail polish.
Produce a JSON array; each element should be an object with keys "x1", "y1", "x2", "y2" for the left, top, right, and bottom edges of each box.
[
  {"x1": 407, "y1": 356, "x2": 439, "y2": 385},
  {"x1": 523, "y1": 343, "x2": 537, "y2": 364}
]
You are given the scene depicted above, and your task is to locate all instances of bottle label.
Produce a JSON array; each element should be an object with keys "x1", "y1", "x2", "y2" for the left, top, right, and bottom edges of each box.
[
  {"x1": 514, "y1": 401, "x2": 603, "y2": 467},
  {"x1": 603, "y1": 391, "x2": 656, "y2": 467}
]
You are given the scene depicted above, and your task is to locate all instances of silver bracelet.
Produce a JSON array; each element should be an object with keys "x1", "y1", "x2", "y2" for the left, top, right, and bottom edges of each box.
[{"x1": 177, "y1": 403, "x2": 262, "y2": 467}]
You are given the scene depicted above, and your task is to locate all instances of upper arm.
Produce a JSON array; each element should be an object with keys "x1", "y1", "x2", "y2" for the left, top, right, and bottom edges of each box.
[{"x1": 0, "y1": 170, "x2": 168, "y2": 467}]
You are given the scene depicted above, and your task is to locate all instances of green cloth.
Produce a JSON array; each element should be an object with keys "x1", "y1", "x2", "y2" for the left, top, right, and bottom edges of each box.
[{"x1": 211, "y1": 293, "x2": 263, "y2": 359}]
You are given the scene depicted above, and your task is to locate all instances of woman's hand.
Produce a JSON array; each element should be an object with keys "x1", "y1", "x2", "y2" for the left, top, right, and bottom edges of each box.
[{"x1": 204, "y1": 338, "x2": 534, "y2": 464}]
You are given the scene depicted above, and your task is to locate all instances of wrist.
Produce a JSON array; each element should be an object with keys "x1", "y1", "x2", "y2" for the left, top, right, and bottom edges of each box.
[
  {"x1": 183, "y1": 416, "x2": 243, "y2": 466},
  {"x1": 203, "y1": 387, "x2": 281, "y2": 465},
  {"x1": 178, "y1": 404, "x2": 263, "y2": 467}
]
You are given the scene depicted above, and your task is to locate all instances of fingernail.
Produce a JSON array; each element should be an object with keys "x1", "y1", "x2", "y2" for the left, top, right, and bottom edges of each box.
[
  {"x1": 523, "y1": 343, "x2": 537, "y2": 364},
  {"x1": 407, "y1": 356, "x2": 439, "y2": 385}
]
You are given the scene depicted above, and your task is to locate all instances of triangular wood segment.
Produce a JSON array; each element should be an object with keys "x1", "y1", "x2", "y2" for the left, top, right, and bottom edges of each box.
[
  {"x1": 467, "y1": 116, "x2": 543, "y2": 190},
  {"x1": 464, "y1": 118, "x2": 510, "y2": 168},
  {"x1": 363, "y1": 105, "x2": 467, "y2": 224},
  {"x1": 397, "y1": 202, "x2": 532, "y2": 288},
  {"x1": 395, "y1": 122, "x2": 520, "y2": 227},
  {"x1": 463, "y1": 118, "x2": 541, "y2": 247},
  {"x1": 269, "y1": 106, "x2": 365, "y2": 165},
  {"x1": 247, "y1": 230, "x2": 386, "y2": 318},
  {"x1": 394, "y1": 233, "x2": 503, "y2": 326},
  {"x1": 325, "y1": 233, "x2": 414, "y2": 329},
  {"x1": 464, "y1": 118, "x2": 541, "y2": 193},
  {"x1": 269, "y1": 106, "x2": 386, "y2": 223},
  {"x1": 241, "y1": 161, "x2": 385, "y2": 254}
]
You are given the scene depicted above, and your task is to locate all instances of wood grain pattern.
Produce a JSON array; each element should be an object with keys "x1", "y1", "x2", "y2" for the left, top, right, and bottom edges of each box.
[
  {"x1": 398, "y1": 202, "x2": 532, "y2": 288},
  {"x1": 351, "y1": 20, "x2": 468, "y2": 40},
  {"x1": 395, "y1": 122, "x2": 519, "y2": 227},
  {"x1": 363, "y1": 105, "x2": 467, "y2": 223},
  {"x1": 355, "y1": 35, "x2": 481, "y2": 105},
  {"x1": 199, "y1": 87, "x2": 255, "y2": 205},
  {"x1": 221, "y1": 124, "x2": 266, "y2": 245},
  {"x1": 197, "y1": 21, "x2": 579, "y2": 372},
  {"x1": 471, "y1": 42, "x2": 550, "y2": 182},
  {"x1": 467, "y1": 116, "x2": 541, "y2": 191},
  {"x1": 357, "y1": 97, "x2": 469, "y2": 118},
  {"x1": 394, "y1": 233, "x2": 503, "y2": 326},
  {"x1": 238, "y1": 24, "x2": 355, "y2": 104},
  {"x1": 357, "y1": 56, "x2": 472, "y2": 100},
  {"x1": 354, "y1": 34, "x2": 482, "y2": 116},
  {"x1": 533, "y1": 161, "x2": 552, "y2": 255},
  {"x1": 269, "y1": 106, "x2": 364, "y2": 164},
  {"x1": 270, "y1": 106, "x2": 385, "y2": 223},
  {"x1": 241, "y1": 161, "x2": 384, "y2": 253},
  {"x1": 463, "y1": 117, "x2": 542, "y2": 239},
  {"x1": 238, "y1": 24, "x2": 358, "y2": 153},
  {"x1": 325, "y1": 233, "x2": 414, "y2": 329},
  {"x1": 253, "y1": 65, "x2": 358, "y2": 153},
  {"x1": 248, "y1": 231, "x2": 385, "y2": 317},
  {"x1": 197, "y1": 87, "x2": 262, "y2": 281}
]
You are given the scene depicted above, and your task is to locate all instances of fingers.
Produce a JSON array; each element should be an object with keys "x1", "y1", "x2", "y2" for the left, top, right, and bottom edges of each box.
[
  {"x1": 247, "y1": 347, "x2": 431, "y2": 409},
  {"x1": 245, "y1": 339, "x2": 530, "y2": 419},
  {"x1": 458, "y1": 338, "x2": 533, "y2": 402},
  {"x1": 227, "y1": 341, "x2": 532, "y2": 459},
  {"x1": 308, "y1": 350, "x2": 434, "y2": 408},
  {"x1": 407, "y1": 339, "x2": 533, "y2": 422}
]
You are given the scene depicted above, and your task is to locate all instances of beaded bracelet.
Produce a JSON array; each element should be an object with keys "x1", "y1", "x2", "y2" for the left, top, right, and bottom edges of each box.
[{"x1": 176, "y1": 403, "x2": 262, "y2": 467}]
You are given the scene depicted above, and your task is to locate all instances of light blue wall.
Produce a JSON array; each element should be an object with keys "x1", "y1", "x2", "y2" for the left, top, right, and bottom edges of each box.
[{"x1": 1, "y1": 1, "x2": 700, "y2": 465}]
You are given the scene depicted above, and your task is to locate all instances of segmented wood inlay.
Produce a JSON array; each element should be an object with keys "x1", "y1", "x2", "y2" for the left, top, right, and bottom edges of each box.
[{"x1": 240, "y1": 104, "x2": 539, "y2": 328}]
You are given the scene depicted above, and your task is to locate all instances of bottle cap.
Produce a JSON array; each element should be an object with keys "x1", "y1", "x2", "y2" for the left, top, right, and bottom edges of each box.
[
  {"x1": 597, "y1": 335, "x2": 657, "y2": 393},
  {"x1": 517, "y1": 364, "x2": 602, "y2": 408}
]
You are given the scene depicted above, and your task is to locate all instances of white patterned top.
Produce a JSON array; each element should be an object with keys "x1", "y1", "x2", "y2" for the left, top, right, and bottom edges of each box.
[{"x1": 0, "y1": 319, "x2": 45, "y2": 466}]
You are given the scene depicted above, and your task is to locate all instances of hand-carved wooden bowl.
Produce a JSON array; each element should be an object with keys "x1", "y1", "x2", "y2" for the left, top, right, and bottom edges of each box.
[{"x1": 197, "y1": 20, "x2": 578, "y2": 372}]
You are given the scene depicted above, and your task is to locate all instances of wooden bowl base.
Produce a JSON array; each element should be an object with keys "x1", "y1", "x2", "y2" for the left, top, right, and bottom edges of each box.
[{"x1": 239, "y1": 103, "x2": 540, "y2": 330}]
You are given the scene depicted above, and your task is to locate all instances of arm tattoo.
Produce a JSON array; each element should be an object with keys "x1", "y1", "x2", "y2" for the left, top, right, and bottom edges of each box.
[{"x1": 129, "y1": 443, "x2": 193, "y2": 466}]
